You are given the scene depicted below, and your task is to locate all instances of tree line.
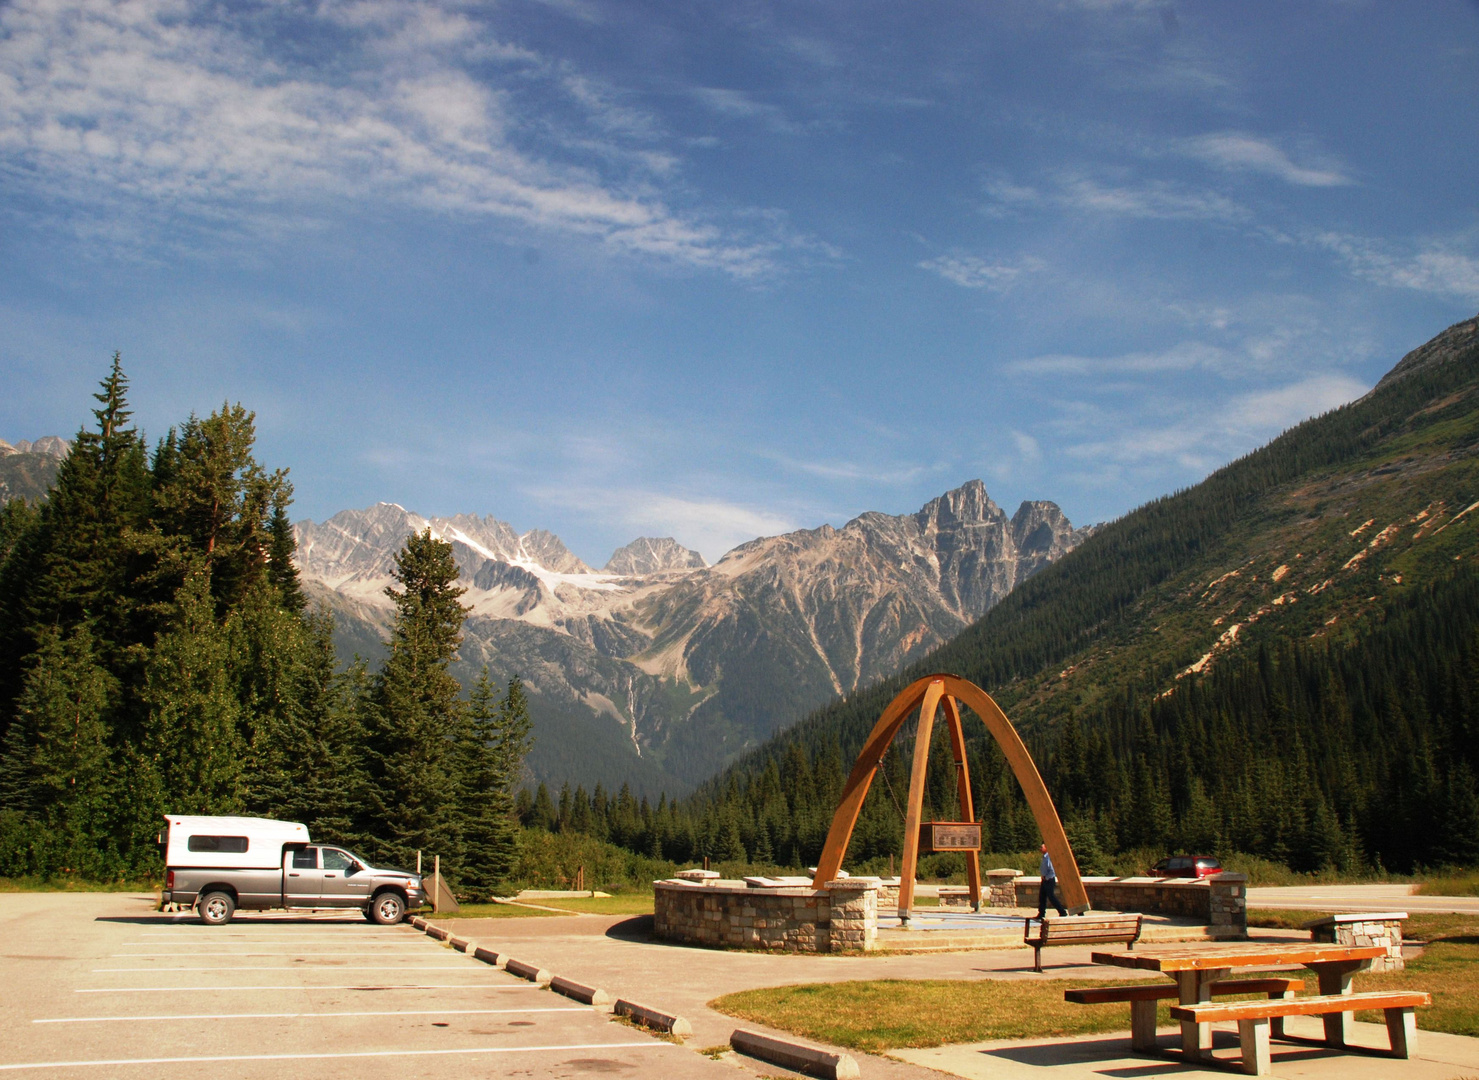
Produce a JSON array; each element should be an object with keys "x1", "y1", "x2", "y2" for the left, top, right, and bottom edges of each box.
[{"x1": 0, "y1": 359, "x2": 530, "y2": 896}]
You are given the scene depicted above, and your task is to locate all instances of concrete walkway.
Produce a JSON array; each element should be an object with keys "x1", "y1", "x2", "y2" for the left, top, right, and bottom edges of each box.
[
  {"x1": 1249, "y1": 883, "x2": 1479, "y2": 915},
  {"x1": 443, "y1": 909, "x2": 1479, "y2": 1080}
]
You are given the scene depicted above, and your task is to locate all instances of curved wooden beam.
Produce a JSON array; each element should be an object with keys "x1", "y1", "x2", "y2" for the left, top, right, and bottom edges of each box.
[
  {"x1": 941, "y1": 695, "x2": 983, "y2": 910},
  {"x1": 896, "y1": 680, "x2": 945, "y2": 917},
  {"x1": 812, "y1": 672, "x2": 1088, "y2": 915},
  {"x1": 941, "y1": 676, "x2": 1088, "y2": 914},
  {"x1": 810, "y1": 685, "x2": 925, "y2": 886}
]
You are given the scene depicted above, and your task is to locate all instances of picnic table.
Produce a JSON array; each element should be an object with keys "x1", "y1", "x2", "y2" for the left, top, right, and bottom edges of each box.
[{"x1": 1091, "y1": 942, "x2": 1390, "y2": 1060}]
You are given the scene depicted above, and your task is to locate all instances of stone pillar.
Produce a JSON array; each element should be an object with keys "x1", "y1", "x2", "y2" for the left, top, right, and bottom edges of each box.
[
  {"x1": 1208, "y1": 872, "x2": 1248, "y2": 939},
  {"x1": 1307, "y1": 912, "x2": 1406, "y2": 972},
  {"x1": 825, "y1": 878, "x2": 879, "y2": 953},
  {"x1": 985, "y1": 868, "x2": 1023, "y2": 907}
]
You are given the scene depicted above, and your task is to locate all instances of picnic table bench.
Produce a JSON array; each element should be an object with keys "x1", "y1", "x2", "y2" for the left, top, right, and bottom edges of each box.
[
  {"x1": 1024, "y1": 913, "x2": 1141, "y2": 972},
  {"x1": 1092, "y1": 941, "x2": 1425, "y2": 1073},
  {"x1": 1065, "y1": 977, "x2": 1304, "y2": 1051},
  {"x1": 1170, "y1": 990, "x2": 1431, "y2": 1075}
]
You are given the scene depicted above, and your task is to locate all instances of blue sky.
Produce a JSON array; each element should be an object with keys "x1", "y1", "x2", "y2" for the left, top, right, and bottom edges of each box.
[{"x1": 3, "y1": 0, "x2": 1478, "y2": 565}]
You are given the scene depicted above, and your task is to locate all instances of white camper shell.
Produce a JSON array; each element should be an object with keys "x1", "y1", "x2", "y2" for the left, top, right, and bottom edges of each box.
[
  {"x1": 160, "y1": 814, "x2": 424, "y2": 926},
  {"x1": 163, "y1": 815, "x2": 310, "y2": 869}
]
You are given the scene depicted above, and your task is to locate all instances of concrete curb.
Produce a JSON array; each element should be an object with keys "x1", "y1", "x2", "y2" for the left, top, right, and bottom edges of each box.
[
  {"x1": 425, "y1": 924, "x2": 450, "y2": 941},
  {"x1": 614, "y1": 998, "x2": 692, "y2": 1036},
  {"x1": 448, "y1": 935, "x2": 474, "y2": 952},
  {"x1": 471, "y1": 945, "x2": 503, "y2": 967},
  {"x1": 409, "y1": 917, "x2": 427, "y2": 930},
  {"x1": 503, "y1": 957, "x2": 552, "y2": 986},
  {"x1": 550, "y1": 975, "x2": 611, "y2": 1006},
  {"x1": 730, "y1": 1029, "x2": 860, "y2": 1079}
]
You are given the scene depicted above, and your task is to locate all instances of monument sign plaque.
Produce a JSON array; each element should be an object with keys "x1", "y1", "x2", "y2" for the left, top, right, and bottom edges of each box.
[{"x1": 921, "y1": 821, "x2": 981, "y2": 852}]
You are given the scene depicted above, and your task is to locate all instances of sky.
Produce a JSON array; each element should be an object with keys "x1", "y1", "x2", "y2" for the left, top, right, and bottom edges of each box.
[{"x1": 3, "y1": 0, "x2": 1478, "y2": 566}]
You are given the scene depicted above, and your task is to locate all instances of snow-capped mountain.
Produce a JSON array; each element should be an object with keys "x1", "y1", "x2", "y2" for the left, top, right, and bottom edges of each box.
[{"x1": 296, "y1": 480, "x2": 1092, "y2": 793}]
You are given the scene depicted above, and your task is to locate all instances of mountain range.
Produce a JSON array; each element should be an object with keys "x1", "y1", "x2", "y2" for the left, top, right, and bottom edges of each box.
[
  {"x1": 0, "y1": 436, "x2": 69, "y2": 504},
  {"x1": 296, "y1": 482, "x2": 1093, "y2": 793}
]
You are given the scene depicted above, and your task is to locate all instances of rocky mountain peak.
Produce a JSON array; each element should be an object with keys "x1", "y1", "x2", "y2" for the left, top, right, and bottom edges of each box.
[
  {"x1": 605, "y1": 537, "x2": 707, "y2": 575},
  {"x1": 1374, "y1": 311, "x2": 1479, "y2": 390},
  {"x1": 914, "y1": 479, "x2": 1005, "y2": 533},
  {"x1": 0, "y1": 436, "x2": 70, "y2": 459}
]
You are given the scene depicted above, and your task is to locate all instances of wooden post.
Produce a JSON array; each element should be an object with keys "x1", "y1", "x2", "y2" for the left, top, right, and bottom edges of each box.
[
  {"x1": 416, "y1": 850, "x2": 422, "y2": 875},
  {"x1": 898, "y1": 680, "x2": 945, "y2": 921},
  {"x1": 942, "y1": 695, "x2": 982, "y2": 911},
  {"x1": 577, "y1": 865, "x2": 585, "y2": 892},
  {"x1": 703, "y1": 855, "x2": 709, "y2": 872},
  {"x1": 433, "y1": 855, "x2": 441, "y2": 914}
]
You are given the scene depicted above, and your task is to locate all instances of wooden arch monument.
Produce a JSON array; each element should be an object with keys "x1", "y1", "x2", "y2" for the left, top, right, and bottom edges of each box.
[{"x1": 812, "y1": 673, "x2": 1090, "y2": 919}]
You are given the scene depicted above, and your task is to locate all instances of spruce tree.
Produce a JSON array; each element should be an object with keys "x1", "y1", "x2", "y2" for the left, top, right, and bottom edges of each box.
[
  {"x1": 452, "y1": 670, "x2": 525, "y2": 899},
  {"x1": 361, "y1": 529, "x2": 469, "y2": 870}
]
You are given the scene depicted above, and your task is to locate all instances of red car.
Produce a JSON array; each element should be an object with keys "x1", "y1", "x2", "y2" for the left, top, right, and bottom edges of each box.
[{"x1": 1150, "y1": 854, "x2": 1222, "y2": 878}]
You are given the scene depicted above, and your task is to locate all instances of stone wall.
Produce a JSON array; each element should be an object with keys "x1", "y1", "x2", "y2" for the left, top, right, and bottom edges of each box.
[
  {"x1": 1308, "y1": 912, "x2": 1406, "y2": 972},
  {"x1": 653, "y1": 877, "x2": 879, "y2": 953},
  {"x1": 1010, "y1": 873, "x2": 1247, "y2": 937}
]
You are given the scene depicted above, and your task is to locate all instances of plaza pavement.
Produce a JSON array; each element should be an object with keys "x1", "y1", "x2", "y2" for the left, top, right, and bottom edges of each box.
[{"x1": 7, "y1": 890, "x2": 1478, "y2": 1080}]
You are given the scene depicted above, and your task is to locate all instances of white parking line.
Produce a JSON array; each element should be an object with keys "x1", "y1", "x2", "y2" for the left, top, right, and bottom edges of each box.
[
  {"x1": 36, "y1": 1007, "x2": 588, "y2": 1024},
  {"x1": 78, "y1": 984, "x2": 531, "y2": 993},
  {"x1": 94, "y1": 966, "x2": 476, "y2": 972},
  {"x1": 112, "y1": 946, "x2": 431, "y2": 952},
  {"x1": 0, "y1": 1042, "x2": 674, "y2": 1070}
]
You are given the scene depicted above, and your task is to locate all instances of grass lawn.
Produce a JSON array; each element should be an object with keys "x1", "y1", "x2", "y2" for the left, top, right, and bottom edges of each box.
[
  {"x1": 710, "y1": 912, "x2": 1479, "y2": 1052},
  {"x1": 710, "y1": 978, "x2": 1172, "y2": 1052},
  {"x1": 432, "y1": 894, "x2": 655, "y2": 919},
  {"x1": 0, "y1": 876, "x2": 156, "y2": 892}
]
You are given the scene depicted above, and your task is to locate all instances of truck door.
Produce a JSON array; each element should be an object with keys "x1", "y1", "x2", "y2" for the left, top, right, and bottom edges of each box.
[
  {"x1": 320, "y1": 848, "x2": 372, "y2": 907},
  {"x1": 284, "y1": 846, "x2": 324, "y2": 903}
]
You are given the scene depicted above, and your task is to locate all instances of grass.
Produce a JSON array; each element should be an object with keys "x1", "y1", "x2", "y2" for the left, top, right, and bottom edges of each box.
[
  {"x1": 710, "y1": 978, "x2": 1174, "y2": 1052},
  {"x1": 432, "y1": 894, "x2": 655, "y2": 919},
  {"x1": 431, "y1": 902, "x2": 563, "y2": 920},
  {"x1": 0, "y1": 876, "x2": 157, "y2": 892},
  {"x1": 1418, "y1": 872, "x2": 1479, "y2": 896},
  {"x1": 710, "y1": 913, "x2": 1479, "y2": 1052}
]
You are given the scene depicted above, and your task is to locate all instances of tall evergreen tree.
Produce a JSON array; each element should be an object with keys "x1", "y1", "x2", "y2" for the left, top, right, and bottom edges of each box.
[
  {"x1": 360, "y1": 529, "x2": 469, "y2": 870},
  {"x1": 452, "y1": 670, "x2": 529, "y2": 898}
]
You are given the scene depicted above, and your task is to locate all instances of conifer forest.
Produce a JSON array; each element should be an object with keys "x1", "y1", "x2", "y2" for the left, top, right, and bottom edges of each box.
[{"x1": 0, "y1": 360, "x2": 530, "y2": 895}]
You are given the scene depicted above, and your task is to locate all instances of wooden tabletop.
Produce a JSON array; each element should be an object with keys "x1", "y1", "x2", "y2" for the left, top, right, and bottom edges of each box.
[{"x1": 1091, "y1": 943, "x2": 1388, "y2": 972}]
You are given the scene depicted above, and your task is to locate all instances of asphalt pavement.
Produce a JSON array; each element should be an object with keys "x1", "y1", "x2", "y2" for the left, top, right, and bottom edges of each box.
[
  {"x1": 0, "y1": 892, "x2": 734, "y2": 1078},
  {"x1": 1247, "y1": 883, "x2": 1479, "y2": 915}
]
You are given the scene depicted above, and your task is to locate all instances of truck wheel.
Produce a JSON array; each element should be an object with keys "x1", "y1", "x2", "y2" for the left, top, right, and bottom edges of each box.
[
  {"x1": 369, "y1": 892, "x2": 405, "y2": 925},
  {"x1": 199, "y1": 891, "x2": 236, "y2": 926}
]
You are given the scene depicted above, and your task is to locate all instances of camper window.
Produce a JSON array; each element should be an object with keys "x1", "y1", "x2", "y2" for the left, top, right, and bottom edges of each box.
[{"x1": 187, "y1": 835, "x2": 249, "y2": 853}]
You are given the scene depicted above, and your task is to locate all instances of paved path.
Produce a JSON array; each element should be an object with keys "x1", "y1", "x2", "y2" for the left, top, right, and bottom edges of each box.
[
  {"x1": 0, "y1": 893, "x2": 731, "y2": 1079},
  {"x1": 1249, "y1": 884, "x2": 1479, "y2": 915}
]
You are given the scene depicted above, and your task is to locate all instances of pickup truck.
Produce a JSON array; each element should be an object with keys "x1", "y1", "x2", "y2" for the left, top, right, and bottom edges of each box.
[{"x1": 159, "y1": 814, "x2": 425, "y2": 925}]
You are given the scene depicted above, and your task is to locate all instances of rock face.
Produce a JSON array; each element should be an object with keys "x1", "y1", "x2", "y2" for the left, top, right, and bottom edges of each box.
[
  {"x1": 296, "y1": 480, "x2": 1091, "y2": 792},
  {"x1": 0, "y1": 436, "x2": 70, "y2": 504},
  {"x1": 605, "y1": 537, "x2": 707, "y2": 575}
]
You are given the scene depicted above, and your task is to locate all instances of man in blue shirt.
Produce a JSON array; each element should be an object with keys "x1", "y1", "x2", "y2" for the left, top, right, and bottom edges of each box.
[{"x1": 1036, "y1": 843, "x2": 1067, "y2": 919}]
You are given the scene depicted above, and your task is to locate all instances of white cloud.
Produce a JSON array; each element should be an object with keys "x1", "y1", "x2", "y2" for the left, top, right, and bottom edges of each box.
[
  {"x1": 983, "y1": 172, "x2": 1245, "y2": 222},
  {"x1": 527, "y1": 485, "x2": 798, "y2": 562},
  {"x1": 0, "y1": 0, "x2": 789, "y2": 275},
  {"x1": 1311, "y1": 232, "x2": 1479, "y2": 303},
  {"x1": 918, "y1": 253, "x2": 1046, "y2": 290},
  {"x1": 1225, "y1": 374, "x2": 1369, "y2": 432},
  {"x1": 1011, "y1": 340, "x2": 1235, "y2": 377},
  {"x1": 691, "y1": 87, "x2": 802, "y2": 135},
  {"x1": 1180, "y1": 132, "x2": 1351, "y2": 187}
]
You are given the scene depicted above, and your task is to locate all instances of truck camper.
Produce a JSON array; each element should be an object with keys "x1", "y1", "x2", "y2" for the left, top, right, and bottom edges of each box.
[{"x1": 160, "y1": 815, "x2": 425, "y2": 926}]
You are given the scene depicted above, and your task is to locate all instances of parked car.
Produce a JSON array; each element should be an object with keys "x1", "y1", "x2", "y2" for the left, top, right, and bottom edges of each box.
[
  {"x1": 1150, "y1": 854, "x2": 1223, "y2": 879},
  {"x1": 159, "y1": 814, "x2": 425, "y2": 925}
]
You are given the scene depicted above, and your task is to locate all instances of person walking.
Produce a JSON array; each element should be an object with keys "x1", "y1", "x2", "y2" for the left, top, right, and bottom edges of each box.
[{"x1": 1036, "y1": 842, "x2": 1067, "y2": 920}]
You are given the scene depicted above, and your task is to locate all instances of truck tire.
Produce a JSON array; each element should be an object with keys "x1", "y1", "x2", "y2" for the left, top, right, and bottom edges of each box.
[
  {"x1": 199, "y1": 891, "x2": 236, "y2": 926},
  {"x1": 369, "y1": 891, "x2": 405, "y2": 925}
]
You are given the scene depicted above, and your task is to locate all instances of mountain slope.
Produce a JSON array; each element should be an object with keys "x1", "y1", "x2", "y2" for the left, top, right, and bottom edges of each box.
[
  {"x1": 297, "y1": 480, "x2": 1090, "y2": 792},
  {"x1": 0, "y1": 437, "x2": 69, "y2": 504},
  {"x1": 713, "y1": 314, "x2": 1479, "y2": 826}
]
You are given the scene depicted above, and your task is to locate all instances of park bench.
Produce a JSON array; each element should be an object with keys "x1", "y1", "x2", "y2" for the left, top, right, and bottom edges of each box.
[
  {"x1": 1024, "y1": 913, "x2": 1142, "y2": 972},
  {"x1": 1065, "y1": 977, "x2": 1304, "y2": 1051},
  {"x1": 1169, "y1": 990, "x2": 1431, "y2": 1075}
]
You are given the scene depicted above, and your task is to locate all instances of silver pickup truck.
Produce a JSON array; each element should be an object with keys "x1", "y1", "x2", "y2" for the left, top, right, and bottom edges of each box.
[{"x1": 159, "y1": 815, "x2": 425, "y2": 925}]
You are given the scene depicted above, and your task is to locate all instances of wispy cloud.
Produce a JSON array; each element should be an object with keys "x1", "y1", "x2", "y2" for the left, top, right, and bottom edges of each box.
[
  {"x1": 1179, "y1": 132, "x2": 1351, "y2": 187},
  {"x1": 691, "y1": 88, "x2": 803, "y2": 135},
  {"x1": 526, "y1": 484, "x2": 798, "y2": 562},
  {"x1": 1310, "y1": 232, "x2": 1479, "y2": 303},
  {"x1": 1011, "y1": 340, "x2": 1235, "y2": 377},
  {"x1": 0, "y1": 0, "x2": 793, "y2": 276},
  {"x1": 984, "y1": 173, "x2": 1246, "y2": 222},
  {"x1": 918, "y1": 253, "x2": 1046, "y2": 290}
]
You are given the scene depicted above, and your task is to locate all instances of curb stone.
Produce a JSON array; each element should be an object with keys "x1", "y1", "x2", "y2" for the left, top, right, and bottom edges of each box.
[{"x1": 730, "y1": 1029, "x2": 859, "y2": 1079}]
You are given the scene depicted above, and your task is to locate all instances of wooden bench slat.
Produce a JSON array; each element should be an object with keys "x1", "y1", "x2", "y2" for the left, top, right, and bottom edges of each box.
[
  {"x1": 1065, "y1": 978, "x2": 1304, "y2": 1005},
  {"x1": 1026, "y1": 914, "x2": 1141, "y2": 972},
  {"x1": 1170, "y1": 991, "x2": 1431, "y2": 1024}
]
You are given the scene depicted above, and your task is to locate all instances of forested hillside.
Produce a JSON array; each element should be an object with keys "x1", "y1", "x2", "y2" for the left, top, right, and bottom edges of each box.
[
  {"x1": 0, "y1": 360, "x2": 529, "y2": 893},
  {"x1": 517, "y1": 313, "x2": 1479, "y2": 876}
]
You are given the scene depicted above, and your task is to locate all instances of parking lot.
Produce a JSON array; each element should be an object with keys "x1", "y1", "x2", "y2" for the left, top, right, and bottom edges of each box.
[{"x1": 0, "y1": 892, "x2": 727, "y2": 1078}]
